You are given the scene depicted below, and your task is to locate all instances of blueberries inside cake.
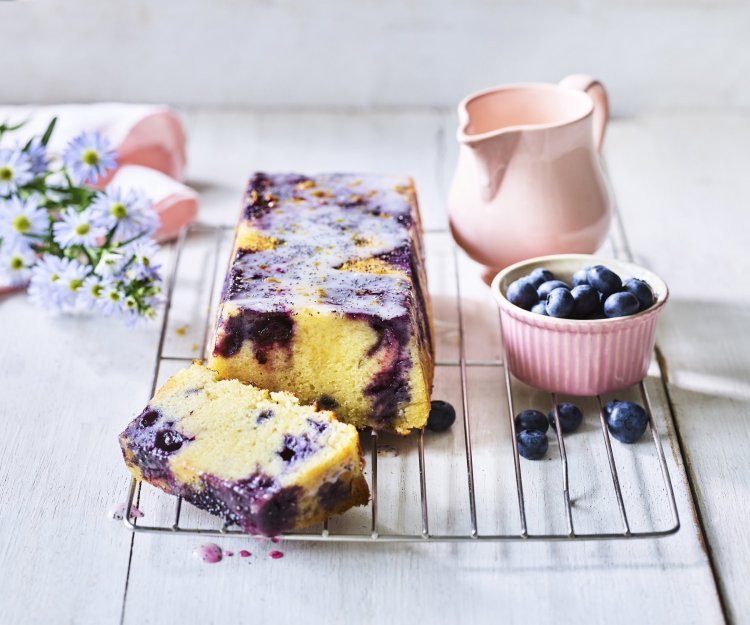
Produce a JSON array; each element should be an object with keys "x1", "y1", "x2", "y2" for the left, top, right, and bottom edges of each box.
[
  {"x1": 119, "y1": 363, "x2": 369, "y2": 535},
  {"x1": 208, "y1": 172, "x2": 435, "y2": 435}
]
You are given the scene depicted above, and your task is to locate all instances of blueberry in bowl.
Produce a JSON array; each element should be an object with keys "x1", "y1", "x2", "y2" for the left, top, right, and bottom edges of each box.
[
  {"x1": 586, "y1": 265, "x2": 622, "y2": 297},
  {"x1": 537, "y1": 279, "x2": 570, "y2": 300},
  {"x1": 623, "y1": 278, "x2": 655, "y2": 311},
  {"x1": 506, "y1": 278, "x2": 538, "y2": 311},
  {"x1": 492, "y1": 254, "x2": 669, "y2": 395},
  {"x1": 571, "y1": 284, "x2": 599, "y2": 318},
  {"x1": 603, "y1": 292, "x2": 640, "y2": 318},
  {"x1": 546, "y1": 287, "x2": 575, "y2": 318}
]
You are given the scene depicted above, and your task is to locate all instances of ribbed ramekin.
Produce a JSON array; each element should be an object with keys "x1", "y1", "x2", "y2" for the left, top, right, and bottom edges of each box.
[{"x1": 491, "y1": 254, "x2": 669, "y2": 396}]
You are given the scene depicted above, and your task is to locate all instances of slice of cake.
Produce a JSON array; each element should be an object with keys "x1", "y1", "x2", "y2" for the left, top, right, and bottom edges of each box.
[
  {"x1": 208, "y1": 172, "x2": 434, "y2": 435},
  {"x1": 119, "y1": 363, "x2": 369, "y2": 535}
]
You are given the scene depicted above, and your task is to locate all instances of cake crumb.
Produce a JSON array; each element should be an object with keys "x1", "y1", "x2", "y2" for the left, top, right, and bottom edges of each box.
[
  {"x1": 191, "y1": 343, "x2": 200, "y2": 352},
  {"x1": 175, "y1": 325, "x2": 188, "y2": 336}
]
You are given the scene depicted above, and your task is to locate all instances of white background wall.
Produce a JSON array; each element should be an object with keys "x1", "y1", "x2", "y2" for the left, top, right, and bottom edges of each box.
[{"x1": 1, "y1": 0, "x2": 748, "y2": 114}]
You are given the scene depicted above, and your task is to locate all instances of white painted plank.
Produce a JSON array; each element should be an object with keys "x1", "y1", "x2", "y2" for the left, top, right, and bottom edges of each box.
[
  {"x1": 606, "y1": 113, "x2": 750, "y2": 623},
  {"x1": 119, "y1": 111, "x2": 724, "y2": 625},
  {"x1": 0, "y1": 285, "x2": 167, "y2": 623}
]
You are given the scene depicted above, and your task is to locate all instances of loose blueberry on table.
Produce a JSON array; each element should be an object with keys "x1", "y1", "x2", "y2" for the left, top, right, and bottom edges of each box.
[
  {"x1": 515, "y1": 409, "x2": 549, "y2": 433},
  {"x1": 547, "y1": 402, "x2": 583, "y2": 433},
  {"x1": 516, "y1": 429, "x2": 549, "y2": 460},
  {"x1": 426, "y1": 400, "x2": 456, "y2": 432},
  {"x1": 605, "y1": 400, "x2": 649, "y2": 443}
]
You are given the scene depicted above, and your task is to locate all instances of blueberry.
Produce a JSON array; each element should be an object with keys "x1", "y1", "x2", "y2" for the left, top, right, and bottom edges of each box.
[
  {"x1": 586, "y1": 265, "x2": 622, "y2": 297},
  {"x1": 427, "y1": 400, "x2": 456, "y2": 432},
  {"x1": 527, "y1": 268, "x2": 555, "y2": 288},
  {"x1": 546, "y1": 288, "x2": 575, "y2": 318},
  {"x1": 623, "y1": 278, "x2": 655, "y2": 311},
  {"x1": 571, "y1": 284, "x2": 599, "y2": 317},
  {"x1": 316, "y1": 395, "x2": 338, "y2": 410},
  {"x1": 257, "y1": 409, "x2": 274, "y2": 423},
  {"x1": 506, "y1": 278, "x2": 538, "y2": 311},
  {"x1": 139, "y1": 409, "x2": 160, "y2": 428},
  {"x1": 547, "y1": 402, "x2": 583, "y2": 433},
  {"x1": 531, "y1": 301, "x2": 548, "y2": 316},
  {"x1": 572, "y1": 267, "x2": 591, "y2": 287},
  {"x1": 605, "y1": 400, "x2": 648, "y2": 443},
  {"x1": 515, "y1": 409, "x2": 549, "y2": 433},
  {"x1": 537, "y1": 280, "x2": 570, "y2": 300},
  {"x1": 603, "y1": 292, "x2": 640, "y2": 318},
  {"x1": 154, "y1": 429, "x2": 184, "y2": 453},
  {"x1": 516, "y1": 430, "x2": 548, "y2": 460}
]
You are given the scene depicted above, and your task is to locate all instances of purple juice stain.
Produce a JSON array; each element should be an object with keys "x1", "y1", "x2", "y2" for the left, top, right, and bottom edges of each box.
[
  {"x1": 213, "y1": 310, "x2": 294, "y2": 359},
  {"x1": 269, "y1": 550, "x2": 284, "y2": 559},
  {"x1": 193, "y1": 543, "x2": 223, "y2": 564},
  {"x1": 277, "y1": 434, "x2": 317, "y2": 465},
  {"x1": 109, "y1": 502, "x2": 144, "y2": 520}
]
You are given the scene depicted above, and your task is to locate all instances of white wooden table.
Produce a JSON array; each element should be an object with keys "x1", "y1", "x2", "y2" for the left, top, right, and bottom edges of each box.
[{"x1": 1, "y1": 109, "x2": 746, "y2": 625}]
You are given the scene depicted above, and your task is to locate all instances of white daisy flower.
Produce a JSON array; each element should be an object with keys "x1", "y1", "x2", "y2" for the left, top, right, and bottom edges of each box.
[
  {"x1": 53, "y1": 207, "x2": 104, "y2": 249},
  {"x1": 62, "y1": 131, "x2": 117, "y2": 185},
  {"x1": 0, "y1": 195, "x2": 48, "y2": 242},
  {"x1": 90, "y1": 186, "x2": 159, "y2": 241},
  {"x1": 122, "y1": 239, "x2": 161, "y2": 279},
  {"x1": 98, "y1": 284, "x2": 127, "y2": 316},
  {"x1": 0, "y1": 147, "x2": 33, "y2": 195},
  {"x1": 0, "y1": 241, "x2": 36, "y2": 286},
  {"x1": 28, "y1": 256, "x2": 87, "y2": 310},
  {"x1": 94, "y1": 250, "x2": 127, "y2": 278}
]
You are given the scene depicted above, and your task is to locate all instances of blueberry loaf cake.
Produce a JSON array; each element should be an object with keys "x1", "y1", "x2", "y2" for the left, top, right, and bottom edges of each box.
[
  {"x1": 119, "y1": 363, "x2": 369, "y2": 535},
  {"x1": 208, "y1": 173, "x2": 434, "y2": 435}
]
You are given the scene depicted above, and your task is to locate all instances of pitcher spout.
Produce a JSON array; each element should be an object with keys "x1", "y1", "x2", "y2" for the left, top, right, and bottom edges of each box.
[{"x1": 458, "y1": 127, "x2": 522, "y2": 202}]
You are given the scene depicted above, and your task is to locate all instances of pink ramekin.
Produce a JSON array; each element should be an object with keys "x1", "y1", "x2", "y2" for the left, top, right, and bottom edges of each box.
[{"x1": 491, "y1": 254, "x2": 669, "y2": 396}]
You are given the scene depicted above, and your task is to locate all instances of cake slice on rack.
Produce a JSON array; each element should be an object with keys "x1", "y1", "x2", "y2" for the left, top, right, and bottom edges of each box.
[
  {"x1": 208, "y1": 172, "x2": 434, "y2": 435},
  {"x1": 119, "y1": 362, "x2": 369, "y2": 535}
]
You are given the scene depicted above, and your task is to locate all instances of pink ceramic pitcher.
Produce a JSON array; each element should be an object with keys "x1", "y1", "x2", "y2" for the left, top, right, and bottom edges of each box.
[{"x1": 448, "y1": 75, "x2": 611, "y2": 282}]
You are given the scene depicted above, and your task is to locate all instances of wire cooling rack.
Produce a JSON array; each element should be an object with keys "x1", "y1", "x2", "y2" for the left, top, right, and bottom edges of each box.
[{"x1": 122, "y1": 222, "x2": 680, "y2": 542}]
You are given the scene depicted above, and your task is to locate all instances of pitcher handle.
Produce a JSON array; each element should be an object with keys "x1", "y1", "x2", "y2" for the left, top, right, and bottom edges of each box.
[{"x1": 559, "y1": 74, "x2": 609, "y2": 152}]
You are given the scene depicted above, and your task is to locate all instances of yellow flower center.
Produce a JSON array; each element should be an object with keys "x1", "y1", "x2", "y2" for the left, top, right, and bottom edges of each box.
[
  {"x1": 108, "y1": 290, "x2": 121, "y2": 302},
  {"x1": 9, "y1": 256, "x2": 24, "y2": 271},
  {"x1": 50, "y1": 273, "x2": 60, "y2": 282},
  {"x1": 74, "y1": 223, "x2": 91, "y2": 236},
  {"x1": 110, "y1": 203, "x2": 127, "y2": 220},
  {"x1": 12, "y1": 215, "x2": 31, "y2": 233},
  {"x1": 68, "y1": 278, "x2": 83, "y2": 292},
  {"x1": 81, "y1": 148, "x2": 100, "y2": 166},
  {"x1": 0, "y1": 165, "x2": 13, "y2": 182},
  {"x1": 91, "y1": 284, "x2": 103, "y2": 297}
]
